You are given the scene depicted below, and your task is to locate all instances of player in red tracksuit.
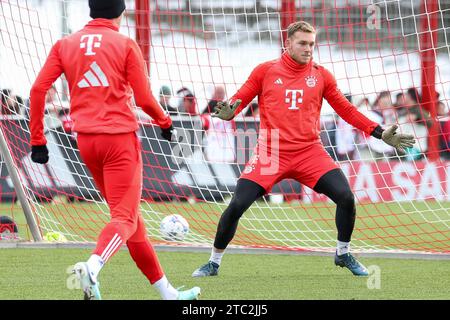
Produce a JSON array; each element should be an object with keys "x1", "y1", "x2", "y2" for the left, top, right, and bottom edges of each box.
[
  {"x1": 29, "y1": 0, "x2": 200, "y2": 300},
  {"x1": 192, "y1": 21, "x2": 415, "y2": 277}
]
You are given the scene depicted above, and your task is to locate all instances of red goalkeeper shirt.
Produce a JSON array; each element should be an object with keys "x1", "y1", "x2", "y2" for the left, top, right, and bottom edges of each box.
[
  {"x1": 30, "y1": 19, "x2": 172, "y2": 146},
  {"x1": 231, "y1": 52, "x2": 379, "y2": 152}
]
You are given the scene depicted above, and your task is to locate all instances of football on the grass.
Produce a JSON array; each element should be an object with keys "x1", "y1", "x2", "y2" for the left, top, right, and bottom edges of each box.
[{"x1": 160, "y1": 214, "x2": 189, "y2": 241}]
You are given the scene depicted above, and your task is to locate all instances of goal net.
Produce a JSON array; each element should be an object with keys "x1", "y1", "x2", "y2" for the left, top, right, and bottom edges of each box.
[{"x1": 0, "y1": 0, "x2": 449, "y2": 253}]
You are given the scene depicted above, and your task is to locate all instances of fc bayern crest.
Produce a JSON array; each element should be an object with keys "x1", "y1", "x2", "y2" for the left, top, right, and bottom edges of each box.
[
  {"x1": 243, "y1": 154, "x2": 259, "y2": 174},
  {"x1": 305, "y1": 75, "x2": 317, "y2": 88}
]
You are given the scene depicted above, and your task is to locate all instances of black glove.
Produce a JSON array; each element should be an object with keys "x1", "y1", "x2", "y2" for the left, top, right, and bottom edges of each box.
[
  {"x1": 31, "y1": 145, "x2": 49, "y2": 164},
  {"x1": 160, "y1": 125, "x2": 176, "y2": 142}
]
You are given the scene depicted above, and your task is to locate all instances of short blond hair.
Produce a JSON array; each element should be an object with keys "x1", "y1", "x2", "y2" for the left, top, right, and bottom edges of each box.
[{"x1": 287, "y1": 21, "x2": 316, "y2": 38}]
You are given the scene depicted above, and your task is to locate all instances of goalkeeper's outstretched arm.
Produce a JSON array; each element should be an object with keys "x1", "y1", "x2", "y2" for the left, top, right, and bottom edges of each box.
[
  {"x1": 212, "y1": 61, "x2": 273, "y2": 120},
  {"x1": 322, "y1": 67, "x2": 415, "y2": 152}
]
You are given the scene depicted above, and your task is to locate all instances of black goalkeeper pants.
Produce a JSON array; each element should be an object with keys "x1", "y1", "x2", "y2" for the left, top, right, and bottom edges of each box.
[{"x1": 213, "y1": 168, "x2": 356, "y2": 249}]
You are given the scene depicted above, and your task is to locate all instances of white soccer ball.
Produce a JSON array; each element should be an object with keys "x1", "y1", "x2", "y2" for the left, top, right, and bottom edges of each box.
[{"x1": 160, "y1": 214, "x2": 189, "y2": 241}]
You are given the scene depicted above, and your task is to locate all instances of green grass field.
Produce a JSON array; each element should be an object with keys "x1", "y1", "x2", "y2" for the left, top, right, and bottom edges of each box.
[
  {"x1": 1, "y1": 201, "x2": 450, "y2": 300},
  {"x1": 0, "y1": 248, "x2": 449, "y2": 300}
]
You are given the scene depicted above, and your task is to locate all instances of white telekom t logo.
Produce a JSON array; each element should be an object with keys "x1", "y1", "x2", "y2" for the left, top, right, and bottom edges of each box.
[
  {"x1": 285, "y1": 89, "x2": 303, "y2": 110},
  {"x1": 80, "y1": 34, "x2": 102, "y2": 56}
]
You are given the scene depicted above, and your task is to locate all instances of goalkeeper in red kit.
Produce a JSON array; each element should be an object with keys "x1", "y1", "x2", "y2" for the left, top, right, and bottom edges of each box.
[
  {"x1": 192, "y1": 21, "x2": 415, "y2": 277},
  {"x1": 29, "y1": 0, "x2": 200, "y2": 300}
]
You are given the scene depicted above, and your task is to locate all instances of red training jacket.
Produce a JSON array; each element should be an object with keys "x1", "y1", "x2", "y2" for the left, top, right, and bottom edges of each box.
[
  {"x1": 30, "y1": 19, "x2": 172, "y2": 146},
  {"x1": 231, "y1": 52, "x2": 379, "y2": 152}
]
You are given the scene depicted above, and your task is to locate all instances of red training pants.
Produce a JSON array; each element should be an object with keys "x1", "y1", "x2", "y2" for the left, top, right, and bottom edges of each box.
[{"x1": 77, "y1": 132, "x2": 163, "y2": 284}]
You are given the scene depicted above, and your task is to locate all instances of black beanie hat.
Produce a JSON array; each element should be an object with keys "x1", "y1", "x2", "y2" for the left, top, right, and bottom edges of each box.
[{"x1": 89, "y1": 0, "x2": 126, "y2": 19}]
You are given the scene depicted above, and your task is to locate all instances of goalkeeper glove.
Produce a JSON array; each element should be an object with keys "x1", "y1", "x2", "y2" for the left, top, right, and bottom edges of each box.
[
  {"x1": 212, "y1": 99, "x2": 242, "y2": 121},
  {"x1": 381, "y1": 125, "x2": 416, "y2": 153},
  {"x1": 31, "y1": 145, "x2": 49, "y2": 164},
  {"x1": 160, "y1": 125, "x2": 177, "y2": 142}
]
